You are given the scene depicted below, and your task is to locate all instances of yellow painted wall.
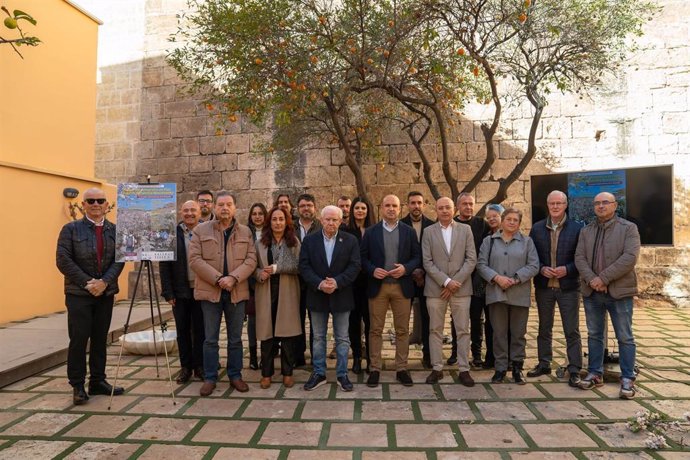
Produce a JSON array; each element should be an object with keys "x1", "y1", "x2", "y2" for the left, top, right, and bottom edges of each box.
[
  {"x1": 0, "y1": 2, "x2": 132, "y2": 324},
  {"x1": 0, "y1": 0, "x2": 99, "y2": 177}
]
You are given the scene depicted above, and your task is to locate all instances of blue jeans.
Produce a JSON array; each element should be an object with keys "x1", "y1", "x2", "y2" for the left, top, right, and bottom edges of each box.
[
  {"x1": 583, "y1": 292, "x2": 636, "y2": 379},
  {"x1": 310, "y1": 310, "x2": 350, "y2": 378},
  {"x1": 201, "y1": 296, "x2": 245, "y2": 382}
]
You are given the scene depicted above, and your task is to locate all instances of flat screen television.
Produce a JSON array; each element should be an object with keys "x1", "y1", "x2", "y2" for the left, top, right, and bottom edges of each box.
[{"x1": 530, "y1": 165, "x2": 673, "y2": 246}]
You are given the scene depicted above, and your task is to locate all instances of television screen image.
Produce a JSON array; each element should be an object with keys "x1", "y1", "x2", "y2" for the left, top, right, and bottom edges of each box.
[{"x1": 530, "y1": 165, "x2": 673, "y2": 246}]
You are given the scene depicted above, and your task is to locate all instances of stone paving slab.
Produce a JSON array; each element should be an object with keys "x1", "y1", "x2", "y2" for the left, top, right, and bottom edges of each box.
[{"x1": 0, "y1": 305, "x2": 689, "y2": 457}]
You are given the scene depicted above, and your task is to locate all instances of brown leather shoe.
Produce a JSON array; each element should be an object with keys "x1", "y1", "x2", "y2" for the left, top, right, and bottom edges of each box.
[
  {"x1": 260, "y1": 377, "x2": 272, "y2": 389},
  {"x1": 425, "y1": 370, "x2": 444, "y2": 384},
  {"x1": 458, "y1": 371, "x2": 475, "y2": 387},
  {"x1": 176, "y1": 367, "x2": 192, "y2": 384},
  {"x1": 199, "y1": 381, "x2": 216, "y2": 396},
  {"x1": 230, "y1": 378, "x2": 249, "y2": 393},
  {"x1": 282, "y1": 375, "x2": 294, "y2": 388}
]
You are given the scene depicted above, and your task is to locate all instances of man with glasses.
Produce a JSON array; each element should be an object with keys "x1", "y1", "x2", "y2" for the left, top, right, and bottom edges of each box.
[
  {"x1": 528, "y1": 191, "x2": 584, "y2": 387},
  {"x1": 57, "y1": 188, "x2": 125, "y2": 405},
  {"x1": 196, "y1": 190, "x2": 215, "y2": 222},
  {"x1": 575, "y1": 192, "x2": 640, "y2": 399}
]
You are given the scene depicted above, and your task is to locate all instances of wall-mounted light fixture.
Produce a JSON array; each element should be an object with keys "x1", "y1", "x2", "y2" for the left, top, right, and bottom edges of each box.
[{"x1": 63, "y1": 187, "x2": 79, "y2": 199}]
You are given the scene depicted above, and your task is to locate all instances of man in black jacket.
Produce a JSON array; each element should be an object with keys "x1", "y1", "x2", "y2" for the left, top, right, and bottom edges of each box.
[
  {"x1": 160, "y1": 200, "x2": 205, "y2": 384},
  {"x1": 56, "y1": 188, "x2": 125, "y2": 405},
  {"x1": 401, "y1": 191, "x2": 435, "y2": 369}
]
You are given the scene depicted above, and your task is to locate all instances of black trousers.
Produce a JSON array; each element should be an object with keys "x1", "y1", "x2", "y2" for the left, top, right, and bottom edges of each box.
[
  {"x1": 261, "y1": 336, "x2": 296, "y2": 377},
  {"x1": 66, "y1": 294, "x2": 114, "y2": 387},
  {"x1": 173, "y1": 296, "x2": 205, "y2": 370},
  {"x1": 348, "y1": 284, "x2": 371, "y2": 361}
]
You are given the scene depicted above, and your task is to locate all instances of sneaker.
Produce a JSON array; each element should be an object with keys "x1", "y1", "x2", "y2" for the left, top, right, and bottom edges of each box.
[
  {"x1": 303, "y1": 372, "x2": 327, "y2": 391},
  {"x1": 366, "y1": 370, "x2": 380, "y2": 388},
  {"x1": 526, "y1": 364, "x2": 552, "y2": 378},
  {"x1": 337, "y1": 375, "x2": 354, "y2": 392},
  {"x1": 578, "y1": 373, "x2": 604, "y2": 390},
  {"x1": 619, "y1": 378, "x2": 636, "y2": 400},
  {"x1": 396, "y1": 370, "x2": 414, "y2": 387},
  {"x1": 568, "y1": 372, "x2": 582, "y2": 388}
]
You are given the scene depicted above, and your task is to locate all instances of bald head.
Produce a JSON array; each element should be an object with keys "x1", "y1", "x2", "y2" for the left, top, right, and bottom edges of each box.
[
  {"x1": 436, "y1": 197, "x2": 455, "y2": 225},
  {"x1": 381, "y1": 194, "x2": 401, "y2": 225},
  {"x1": 593, "y1": 192, "x2": 617, "y2": 222},
  {"x1": 82, "y1": 187, "x2": 108, "y2": 221},
  {"x1": 181, "y1": 200, "x2": 200, "y2": 228}
]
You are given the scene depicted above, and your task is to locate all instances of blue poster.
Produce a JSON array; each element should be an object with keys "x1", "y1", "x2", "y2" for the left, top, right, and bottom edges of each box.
[
  {"x1": 567, "y1": 170, "x2": 626, "y2": 225},
  {"x1": 116, "y1": 183, "x2": 177, "y2": 262}
]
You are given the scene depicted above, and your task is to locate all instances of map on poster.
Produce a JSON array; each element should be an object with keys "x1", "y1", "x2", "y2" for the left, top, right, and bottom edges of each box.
[
  {"x1": 116, "y1": 183, "x2": 177, "y2": 262},
  {"x1": 567, "y1": 170, "x2": 626, "y2": 225}
]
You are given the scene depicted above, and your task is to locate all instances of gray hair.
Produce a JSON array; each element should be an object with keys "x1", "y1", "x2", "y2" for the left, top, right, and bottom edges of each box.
[
  {"x1": 547, "y1": 190, "x2": 568, "y2": 204},
  {"x1": 216, "y1": 190, "x2": 237, "y2": 204},
  {"x1": 321, "y1": 205, "x2": 343, "y2": 219}
]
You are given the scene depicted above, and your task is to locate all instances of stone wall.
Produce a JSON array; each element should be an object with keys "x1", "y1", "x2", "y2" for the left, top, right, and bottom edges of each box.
[{"x1": 81, "y1": 0, "x2": 689, "y2": 306}]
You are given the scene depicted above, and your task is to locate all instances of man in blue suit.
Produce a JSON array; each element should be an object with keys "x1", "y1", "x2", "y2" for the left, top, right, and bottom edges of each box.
[
  {"x1": 361, "y1": 194, "x2": 422, "y2": 387},
  {"x1": 299, "y1": 205, "x2": 361, "y2": 392}
]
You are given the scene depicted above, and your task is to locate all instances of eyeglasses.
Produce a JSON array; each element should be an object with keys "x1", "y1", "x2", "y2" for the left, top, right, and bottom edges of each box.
[
  {"x1": 547, "y1": 202, "x2": 566, "y2": 207},
  {"x1": 198, "y1": 199, "x2": 213, "y2": 204},
  {"x1": 593, "y1": 200, "x2": 615, "y2": 207},
  {"x1": 85, "y1": 198, "x2": 106, "y2": 205}
]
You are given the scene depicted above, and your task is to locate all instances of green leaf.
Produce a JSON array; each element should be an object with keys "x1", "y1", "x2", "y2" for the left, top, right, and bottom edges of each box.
[{"x1": 13, "y1": 10, "x2": 37, "y2": 25}]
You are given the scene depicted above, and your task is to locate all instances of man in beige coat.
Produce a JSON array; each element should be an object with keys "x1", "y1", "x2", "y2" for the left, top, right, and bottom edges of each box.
[
  {"x1": 189, "y1": 191, "x2": 257, "y2": 396},
  {"x1": 421, "y1": 197, "x2": 477, "y2": 386}
]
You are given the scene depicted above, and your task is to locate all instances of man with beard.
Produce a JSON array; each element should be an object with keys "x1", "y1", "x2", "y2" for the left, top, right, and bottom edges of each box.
[{"x1": 196, "y1": 190, "x2": 215, "y2": 222}]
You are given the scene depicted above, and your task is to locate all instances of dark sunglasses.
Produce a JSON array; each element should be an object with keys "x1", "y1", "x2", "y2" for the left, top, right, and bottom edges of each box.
[{"x1": 85, "y1": 198, "x2": 107, "y2": 205}]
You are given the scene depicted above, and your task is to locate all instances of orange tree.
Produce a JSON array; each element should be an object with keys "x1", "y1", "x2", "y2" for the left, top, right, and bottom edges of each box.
[
  {"x1": 430, "y1": 0, "x2": 658, "y2": 213},
  {"x1": 1, "y1": 6, "x2": 39, "y2": 58}
]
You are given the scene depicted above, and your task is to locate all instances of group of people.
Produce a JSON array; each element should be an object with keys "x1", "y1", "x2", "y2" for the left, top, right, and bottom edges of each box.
[{"x1": 56, "y1": 185, "x2": 640, "y2": 406}]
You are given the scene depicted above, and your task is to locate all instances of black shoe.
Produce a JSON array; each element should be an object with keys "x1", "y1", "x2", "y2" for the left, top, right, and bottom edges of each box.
[
  {"x1": 176, "y1": 367, "x2": 193, "y2": 384},
  {"x1": 249, "y1": 349, "x2": 259, "y2": 370},
  {"x1": 337, "y1": 375, "x2": 354, "y2": 392},
  {"x1": 513, "y1": 369, "x2": 526, "y2": 385},
  {"x1": 303, "y1": 372, "x2": 327, "y2": 391},
  {"x1": 366, "y1": 370, "x2": 380, "y2": 387},
  {"x1": 73, "y1": 385, "x2": 89, "y2": 405},
  {"x1": 365, "y1": 360, "x2": 371, "y2": 374},
  {"x1": 396, "y1": 370, "x2": 414, "y2": 386},
  {"x1": 193, "y1": 366, "x2": 204, "y2": 380},
  {"x1": 568, "y1": 372, "x2": 582, "y2": 388},
  {"x1": 481, "y1": 360, "x2": 495, "y2": 369},
  {"x1": 491, "y1": 371, "x2": 507, "y2": 384},
  {"x1": 88, "y1": 380, "x2": 124, "y2": 396},
  {"x1": 446, "y1": 354, "x2": 458, "y2": 365},
  {"x1": 352, "y1": 358, "x2": 362, "y2": 374},
  {"x1": 425, "y1": 370, "x2": 444, "y2": 384},
  {"x1": 526, "y1": 364, "x2": 552, "y2": 378},
  {"x1": 422, "y1": 355, "x2": 432, "y2": 370},
  {"x1": 471, "y1": 357, "x2": 484, "y2": 368}
]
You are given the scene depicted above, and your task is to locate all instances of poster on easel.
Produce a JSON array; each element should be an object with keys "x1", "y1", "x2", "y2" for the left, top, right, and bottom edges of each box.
[{"x1": 115, "y1": 183, "x2": 177, "y2": 262}]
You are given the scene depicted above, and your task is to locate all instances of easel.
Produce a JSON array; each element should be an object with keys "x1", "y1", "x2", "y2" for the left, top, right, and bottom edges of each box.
[{"x1": 108, "y1": 178, "x2": 176, "y2": 410}]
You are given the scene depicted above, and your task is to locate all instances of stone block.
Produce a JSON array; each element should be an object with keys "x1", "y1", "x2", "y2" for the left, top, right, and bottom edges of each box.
[
  {"x1": 98, "y1": 90, "x2": 119, "y2": 107},
  {"x1": 303, "y1": 148, "x2": 332, "y2": 167},
  {"x1": 164, "y1": 101, "x2": 198, "y2": 118},
  {"x1": 96, "y1": 145, "x2": 114, "y2": 161},
  {"x1": 542, "y1": 118, "x2": 572, "y2": 139},
  {"x1": 113, "y1": 144, "x2": 133, "y2": 160},
  {"x1": 133, "y1": 141, "x2": 155, "y2": 159},
  {"x1": 653, "y1": 87, "x2": 688, "y2": 113},
  {"x1": 135, "y1": 158, "x2": 156, "y2": 176},
  {"x1": 466, "y1": 142, "x2": 487, "y2": 161},
  {"x1": 500, "y1": 140, "x2": 522, "y2": 160},
  {"x1": 181, "y1": 172, "x2": 222, "y2": 193},
  {"x1": 142, "y1": 67, "x2": 163, "y2": 87},
  {"x1": 96, "y1": 108, "x2": 107, "y2": 123},
  {"x1": 303, "y1": 166, "x2": 342, "y2": 187},
  {"x1": 656, "y1": 247, "x2": 690, "y2": 266},
  {"x1": 158, "y1": 157, "x2": 189, "y2": 174},
  {"x1": 120, "y1": 89, "x2": 141, "y2": 105},
  {"x1": 171, "y1": 117, "x2": 207, "y2": 138},
  {"x1": 237, "y1": 152, "x2": 265, "y2": 170},
  {"x1": 475, "y1": 181, "x2": 499, "y2": 203},
  {"x1": 126, "y1": 121, "x2": 141, "y2": 142},
  {"x1": 340, "y1": 166, "x2": 355, "y2": 186},
  {"x1": 226, "y1": 134, "x2": 251, "y2": 154},
  {"x1": 458, "y1": 161, "x2": 484, "y2": 182},
  {"x1": 389, "y1": 144, "x2": 411, "y2": 164},
  {"x1": 274, "y1": 169, "x2": 294, "y2": 188},
  {"x1": 143, "y1": 85, "x2": 175, "y2": 104},
  {"x1": 490, "y1": 159, "x2": 518, "y2": 180},
  {"x1": 250, "y1": 169, "x2": 277, "y2": 189},
  {"x1": 448, "y1": 120, "x2": 475, "y2": 142},
  {"x1": 249, "y1": 132, "x2": 273, "y2": 152},
  {"x1": 108, "y1": 106, "x2": 137, "y2": 123},
  {"x1": 96, "y1": 123, "x2": 127, "y2": 144},
  {"x1": 141, "y1": 120, "x2": 170, "y2": 140},
  {"x1": 181, "y1": 138, "x2": 200, "y2": 156},
  {"x1": 213, "y1": 154, "x2": 238, "y2": 171},
  {"x1": 447, "y1": 142, "x2": 466, "y2": 162},
  {"x1": 662, "y1": 112, "x2": 690, "y2": 134},
  {"x1": 154, "y1": 139, "x2": 181, "y2": 158},
  {"x1": 198, "y1": 136, "x2": 225, "y2": 155},
  {"x1": 378, "y1": 162, "x2": 419, "y2": 185},
  {"x1": 222, "y1": 171, "x2": 250, "y2": 191}
]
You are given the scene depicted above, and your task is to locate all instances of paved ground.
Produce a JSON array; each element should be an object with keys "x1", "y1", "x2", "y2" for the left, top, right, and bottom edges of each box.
[{"x1": 0, "y1": 302, "x2": 689, "y2": 459}]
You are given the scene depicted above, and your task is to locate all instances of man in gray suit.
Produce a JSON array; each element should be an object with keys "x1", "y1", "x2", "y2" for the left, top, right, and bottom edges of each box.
[{"x1": 421, "y1": 197, "x2": 477, "y2": 386}]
